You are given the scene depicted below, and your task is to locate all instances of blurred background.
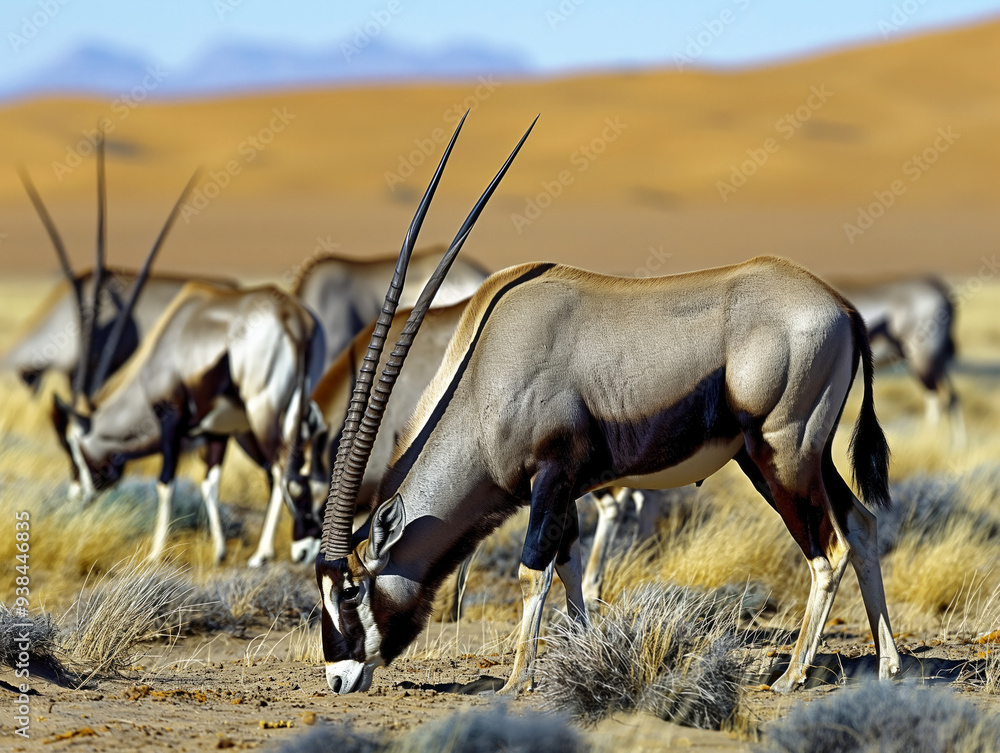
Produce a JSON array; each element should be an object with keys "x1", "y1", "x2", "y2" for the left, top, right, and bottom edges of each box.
[{"x1": 1, "y1": 0, "x2": 999, "y2": 279}]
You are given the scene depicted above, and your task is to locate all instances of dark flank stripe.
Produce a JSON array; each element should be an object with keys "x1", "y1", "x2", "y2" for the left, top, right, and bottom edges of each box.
[{"x1": 378, "y1": 263, "x2": 556, "y2": 499}]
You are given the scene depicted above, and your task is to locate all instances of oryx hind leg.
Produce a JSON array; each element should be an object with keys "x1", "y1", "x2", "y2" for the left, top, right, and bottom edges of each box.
[
  {"x1": 825, "y1": 463, "x2": 901, "y2": 681},
  {"x1": 739, "y1": 440, "x2": 851, "y2": 693}
]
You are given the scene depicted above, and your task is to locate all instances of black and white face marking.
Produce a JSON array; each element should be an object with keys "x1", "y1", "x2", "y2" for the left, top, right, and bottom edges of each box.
[
  {"x1": 317, "y1": 555, "x2": 385, "y2": 694},
  {"x1": 317, "y1": 495, "x2": 407, "y2": 694}
]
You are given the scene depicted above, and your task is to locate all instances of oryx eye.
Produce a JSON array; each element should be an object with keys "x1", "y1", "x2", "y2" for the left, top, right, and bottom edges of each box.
[{"x1": 341, "y1": 585, "x2": 361, "y2": 603}]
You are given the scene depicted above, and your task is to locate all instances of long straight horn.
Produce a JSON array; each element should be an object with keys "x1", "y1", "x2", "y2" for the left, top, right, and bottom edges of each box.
[
  {"x1": 17, "y1": 166, "x2": 77, "y2": 288},
  {"x1": 75, "y1": 128, "x2": 107, "y2": 403},
  {"x1": 18, "y1": 165, "x2": 86, "y2": 398},
  {"x1": 320, "y1": 112, "x2": 470, "y2": 558},
  {"x1": 321, "y1": 115, "x2": 538, "y2": 559},
  {"x1": 90, "y1": 169, "x2": 200, "y2": 392}
]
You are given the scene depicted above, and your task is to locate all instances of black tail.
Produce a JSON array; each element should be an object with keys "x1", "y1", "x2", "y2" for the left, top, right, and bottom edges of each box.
[{"x1": 847, "y1": 307, "x2": 892, "y2": 509}]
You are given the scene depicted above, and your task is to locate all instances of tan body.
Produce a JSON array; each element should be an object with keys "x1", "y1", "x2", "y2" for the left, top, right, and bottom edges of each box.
[
  {"x1": 320, "y1": 256, "x2": 901, "y2": 696},
  {"x1": 60, "y1": 282, "x2": 325, "y2": 565},
  {"x1": 294, "y1": 248, "x2": 488, "y2": 369}
]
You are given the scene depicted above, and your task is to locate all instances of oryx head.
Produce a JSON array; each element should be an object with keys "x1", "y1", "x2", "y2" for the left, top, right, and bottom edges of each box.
[
  {"x1": 316, "y1": 112, "x2": 537, "y2": 694},
  {"x1": 21, "y1": 130, "x2": 197, "y2": 505}
]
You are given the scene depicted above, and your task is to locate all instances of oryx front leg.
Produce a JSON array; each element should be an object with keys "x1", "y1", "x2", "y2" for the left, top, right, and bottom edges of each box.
[
  {"x1": 201, "y1": 465, "x2": 226, "y2": 564},
  {"x1": 499, "y1": 560, "x2": 554, "y2": 696},
  {"x1": 556, "y1": 500, "x2": 588, "y2": 626},
  {"x1": 149, "y1": 480, "x2": 174, "y2": 563},
  {"x1": 248, "y1": 466, "x2": 284, "y2": 567},
  {"x1": 499, "y1": 462, "x2": 578, "y2": 695}
]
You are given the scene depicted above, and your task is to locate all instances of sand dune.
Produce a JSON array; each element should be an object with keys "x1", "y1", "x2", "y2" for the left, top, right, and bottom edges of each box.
[{"x1": 1, "y1": 20, "x2": 998, "y2": 279}]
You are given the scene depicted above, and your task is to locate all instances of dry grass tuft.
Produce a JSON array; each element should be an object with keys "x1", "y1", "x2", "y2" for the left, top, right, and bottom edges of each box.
[
  {"x1": 183, "y1": 564, "x2": 318, "y2": 634},
  {"x1": 66, "y1": 557, "x2": 191, "y2": 676},
  {"x1": 762, "y1": 682, "x2": 1000, "y2": 753},
  {"x1": 537, "y1": 582, "x2": 745, "y2": 729},
  {"x1": 0, "y1": 601, "x2": 66, "y2": 674}
]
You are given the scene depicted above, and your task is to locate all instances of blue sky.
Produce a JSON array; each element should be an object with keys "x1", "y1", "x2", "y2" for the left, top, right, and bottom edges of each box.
[{"x1": 3, "y1": 0, "x2": 1000, "y2": 84}]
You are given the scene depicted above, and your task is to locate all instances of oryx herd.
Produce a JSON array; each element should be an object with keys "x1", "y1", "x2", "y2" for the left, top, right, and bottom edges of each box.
[{"x1": 3, "y1": 115, "x2": 965, "y2": 695}]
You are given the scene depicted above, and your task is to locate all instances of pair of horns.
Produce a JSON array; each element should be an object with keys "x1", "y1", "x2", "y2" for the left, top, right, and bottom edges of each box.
[
  {"x1": 19, "y1": 129, "x2": 199, "y2": 403},
  {"x1": 320, "y1": 112, "x2": 538, "y2": 559}
]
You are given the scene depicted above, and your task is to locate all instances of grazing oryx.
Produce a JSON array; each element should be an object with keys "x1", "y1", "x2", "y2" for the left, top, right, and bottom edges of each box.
[
  {"x1": 294, "y1": 246, "x2": 488, "y2": 369},
  {"x1": 4, "y1": 165, "x2": 236, "y2": 392},
  {"x1": 840, "y1": 278, "x2": 963, "y2": 444},
  {"x1": 57, "y1": 280, "x2": 326, "y2": 565},
  {"x1": 290, "y1": 299, "x2": 469, "y2": 564},
  {"x1": 316, "y1": 116, "x2": 901, "y2": 696}
]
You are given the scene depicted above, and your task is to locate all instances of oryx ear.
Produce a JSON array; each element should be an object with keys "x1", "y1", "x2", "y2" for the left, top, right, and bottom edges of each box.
[{"x1": 364, "y1": 494, "x2": 406, "y2": 572}]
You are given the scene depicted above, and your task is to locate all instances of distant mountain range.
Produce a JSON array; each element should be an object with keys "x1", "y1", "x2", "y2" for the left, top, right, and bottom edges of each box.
[{"x1": 0, "y1": 39, "x2": 531, "y2": 101}]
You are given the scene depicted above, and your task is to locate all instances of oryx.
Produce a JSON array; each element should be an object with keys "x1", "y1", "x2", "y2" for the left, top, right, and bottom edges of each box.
[
  {"x1": 315, "y1": 115, "x2": 901, "y2": 696},
  {"x1": 57, "y1": 279, "x2": 326, "y2": 565},
  {"x1": 840, "y1": 277, "x2": 963, "y2": 444},
  {"x1": 294, "y1": 246, "x2": 488, "y2": 369}
]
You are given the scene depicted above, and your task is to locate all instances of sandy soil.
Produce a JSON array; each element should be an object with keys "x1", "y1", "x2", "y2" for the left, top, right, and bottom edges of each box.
[{"x1": 2, "y1": 619, "x2": 997, "y2": 752}]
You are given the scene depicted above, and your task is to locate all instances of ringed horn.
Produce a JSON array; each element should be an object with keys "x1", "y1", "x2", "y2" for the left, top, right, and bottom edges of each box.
[{"x1": 321, "y1": 112, "x2": 538, "y2": 559}]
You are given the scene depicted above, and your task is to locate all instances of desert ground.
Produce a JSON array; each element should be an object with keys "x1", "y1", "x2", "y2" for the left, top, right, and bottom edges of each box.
[{"x1": 2, "y1": 19, "x2": 1000, "y2": 753}]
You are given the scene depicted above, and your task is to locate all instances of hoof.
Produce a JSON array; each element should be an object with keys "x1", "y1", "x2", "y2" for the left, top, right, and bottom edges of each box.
[
  {"x1": 248, "y1": 552, "x2": 273, "y2": 568},
  {"x1": 769, "y1": 671, "x2": 805, "y2": 694},
  {"x1": 496, "y1": 673, "x2": 533, "y2": 696}
]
